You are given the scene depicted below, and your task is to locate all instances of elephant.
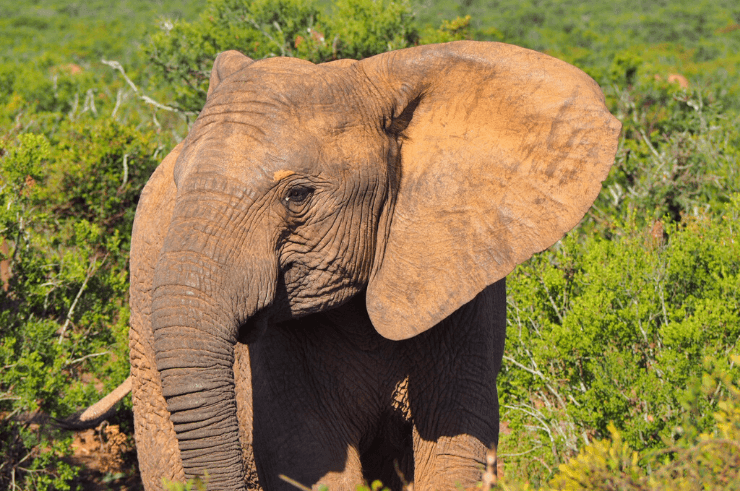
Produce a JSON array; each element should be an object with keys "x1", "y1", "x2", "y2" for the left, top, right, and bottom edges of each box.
[{"x1": 127, "y1": 41, "x2": 620, "y2": 491}]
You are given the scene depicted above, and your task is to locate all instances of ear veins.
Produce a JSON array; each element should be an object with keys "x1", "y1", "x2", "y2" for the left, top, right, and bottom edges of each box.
[{"x1": 385, "y1": 95, "x2": 422, "y2": 137}]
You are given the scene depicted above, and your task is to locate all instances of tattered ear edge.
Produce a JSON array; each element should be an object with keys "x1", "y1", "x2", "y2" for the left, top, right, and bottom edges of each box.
[
  {"x1": 359, "y1": 41, "x2": 622, "y2": 341},
  {"x1": 207, "y1": 51, "x2": 255, "y2": 98}
]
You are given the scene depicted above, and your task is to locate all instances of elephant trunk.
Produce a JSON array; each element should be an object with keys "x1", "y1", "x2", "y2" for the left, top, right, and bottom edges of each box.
[
  {"x1": 151, "y1": 214, "x2": 269, "y2": 491},
  {"x1": 152, "y1": 265, "x2": 246, "y2": 489}
]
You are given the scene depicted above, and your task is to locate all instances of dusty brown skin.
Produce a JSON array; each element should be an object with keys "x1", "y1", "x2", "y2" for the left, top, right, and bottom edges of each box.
[{"x1": 128, "y1": 41, "x2": 621, "y2": 490}]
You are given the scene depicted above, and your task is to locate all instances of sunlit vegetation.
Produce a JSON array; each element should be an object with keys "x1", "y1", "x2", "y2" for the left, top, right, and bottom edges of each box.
[{"x1": 0, "y1": 0, "x2": 738, "y2": 488}]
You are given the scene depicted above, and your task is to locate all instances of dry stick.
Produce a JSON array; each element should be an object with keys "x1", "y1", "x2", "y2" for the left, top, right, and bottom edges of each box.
[
  {"x1": 536, "y1": 272, "x2": 564, "y2": 324},
  {"x1": 111, "y1": 88, "x2": 124, "y2": 119},
  {"x1": 119, "y1": 153, "x2": 129, "y2": 191},
  {"x1": 503, "y1": 355, "x2": 567, "y2": 409},
  {"x1": 82, "y1": 88, "x2": 97, "y2": 115},
  {"x1": 65, "y1": 351, "x2": 110, "y2": 367},
  {"x1": 100, "y1": 59, "x2": 138, "y2": 93},
  {"x1": 100, "y1": 59, "x2": 195, "y2": 116},
  {"x1": 504, "y1": 404, "x2": 555, "y2": 446},
  {"x1": 498, "y1": 445, "x2": 545, "y2": 458},
  {"x1": 57, "y1": 254, "x2": 106, "y2": 344},
  {"x1": 57, "y1": 267, "x2": 93, "y2": 344},
  {"x1": 278, "y1": 475, "x2": 312, "y2": 491}
]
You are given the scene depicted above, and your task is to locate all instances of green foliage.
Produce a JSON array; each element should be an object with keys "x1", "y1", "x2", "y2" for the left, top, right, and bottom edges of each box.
[
  {"x1": 0, "y1": 0, "x2": 202, "y2": 65},
  {"x1": 0, "y1": 126, "x2": 144, "y2": 489},
  {"x1": 499, "y1": 198, "x2": 740, "y2": 485},
  {"x1": 609, "y1": 51, "x2": 642, "y2": 86},
  {"x1": 163, "y1": 475, "x2": 209, "y2": 491},
  {"x1": 0, "y1": 9, "x2": 170, "y2": 485},
  {"x1": 0, "y1": 0, "x2": 739, "y2": 488},
  {"x1": 501, "y1": 356, "x2": 740, "y2": 490},
  {"x1": 145, "y1": 0, "x2": 323, "y2": 111},
  {"x1": 418, "y1": 15, "x2": 476, "y2": 44},
  {"x1": 356, "y1": 480, "x2": 391, "y2": 491},
  {"x1": 48, "y1": 119, "x2": 162, "y2": 236},
  {"x1": 595, "y1": 84, "x2": 740, "y2": 225},
  {"x1": 322, "y1": 0, "x2": 417, "y2": 59},
  {"x1": 144, "y1": 0, "x2": 418, "y2": 112}
]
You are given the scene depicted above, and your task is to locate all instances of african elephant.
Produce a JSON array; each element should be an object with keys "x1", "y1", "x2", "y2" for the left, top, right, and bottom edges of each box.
[{"x1": 128, "y1": 41, "x2": 620, "y2": 490}]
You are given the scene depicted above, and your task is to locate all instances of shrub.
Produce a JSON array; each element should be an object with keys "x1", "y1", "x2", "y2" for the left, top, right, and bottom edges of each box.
[
  {"x1": 498, "y1": 197, "x2": 740, "y2": 486},
  {"x1": 506, "y1": 356, "x2": 740, "y2": 491},
  {"x1": 0, "y1": 116, "x2": 158, "y2": 490},
  {"x1": 593, "y1": 82, "x2": 740, "y2": 227},
  {"x1": 144, "y1": 0, "x2": 418, "y2": 113}
]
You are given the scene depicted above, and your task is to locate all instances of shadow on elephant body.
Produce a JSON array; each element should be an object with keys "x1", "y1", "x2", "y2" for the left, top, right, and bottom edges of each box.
[
  {"x1": 245, "y1": 282, "x2": 504, "y2": 490},
  {"x1": 247, "y1": 290, "x2": 409, "y2": 489}
]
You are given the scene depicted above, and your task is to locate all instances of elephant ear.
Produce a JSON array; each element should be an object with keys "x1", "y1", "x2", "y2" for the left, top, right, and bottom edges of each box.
[
  {"x1": 207, "y1": 50, "x2": 254, "y2": 98},
  {"x1": 361, "y1": 41, "x2": 621, "y2": 341}
]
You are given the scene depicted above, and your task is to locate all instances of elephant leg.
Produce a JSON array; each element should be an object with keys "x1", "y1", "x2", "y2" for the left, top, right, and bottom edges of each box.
[
  {"x1": 405, "y1": 280, "x2": 506, "y2": 491},
  {"x1": 130, "y1": 305, "x2": 185, "y2": 490},
  {"x1": 129, "y1": 145, "x2": 185, "y2": 490},
  {"x1": 411, "y1": 428, "x2": 494, "y2": 490},
  {"x1": 247, "y1": 323, "x2": 378, "y2": 491}
]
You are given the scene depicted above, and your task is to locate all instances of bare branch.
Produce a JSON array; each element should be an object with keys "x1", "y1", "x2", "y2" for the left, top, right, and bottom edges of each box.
[
  {"x1": 537, "y1": 272, "x2": 564, "y2": 324},
  {"x1": 65, "y1": 351, "x2": 110, "y2": 367},
  {"x1": 111, "y1": 88, "x2": 124, "y2": 119},
  {"x1": 499, "y1": 444, "x2": 545, "y2": 458},
  {"x1": 101, "y1": 59, "x2": 196, "y2": 116},
  {"x1": 57, "y1": 254, "x2": 107, "y2": 344},
  {"x1": 101, "y1": 59, "x2": 139, "y2": 94}
]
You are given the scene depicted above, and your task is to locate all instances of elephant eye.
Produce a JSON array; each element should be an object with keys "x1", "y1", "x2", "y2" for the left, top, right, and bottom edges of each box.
[{"x1": 282, "y1": 185, "x2": 314, "y2": 212}]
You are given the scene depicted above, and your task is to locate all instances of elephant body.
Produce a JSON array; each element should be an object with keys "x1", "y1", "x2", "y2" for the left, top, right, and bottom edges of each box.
[
  {"x1": 127, "y1": 41, "x2": 620, "y2": 490},
  {"x1": 132, "y1": 184, "x2": 505, "y2": 487}
]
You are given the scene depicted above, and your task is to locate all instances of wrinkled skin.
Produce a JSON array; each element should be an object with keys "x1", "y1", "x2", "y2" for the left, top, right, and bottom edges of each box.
[{"x1": 128, "y1": 41, "x2": 620, "y2": 490}]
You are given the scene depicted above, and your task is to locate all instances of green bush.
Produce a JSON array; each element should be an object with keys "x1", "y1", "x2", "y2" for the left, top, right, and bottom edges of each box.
[
  {"x1": 0, "y1": 85, "x2": 164, "y2": 488},
  {"x1": 0, "y1": 127, "x2": 141, "y2": 489},
  {"x1": 499, "y1": 356, "x2": 740, "y2": 490},
  {"x1": 144, "y1": 0, "x2": 418, "y2": 112},
  {"x1": 499, "y1": 197, "x2": 740, "y2": 486},
  {"x1": 1, "y1": 0, "x2": 739, "y2": 489}
]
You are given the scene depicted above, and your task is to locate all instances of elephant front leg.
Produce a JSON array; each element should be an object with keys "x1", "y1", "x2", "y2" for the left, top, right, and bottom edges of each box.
[
  {"x1": 411, "y1": 406, "x2": 498, "y2": 490},
  {"x1": 413, "y1": 435, "x2": 491, "y2": 489},
  {"x1": 250, "y1": 391, "x2": 366, "y2": 490},
  {"x1": 248, "y1": 334, "x2": 368, "y2": 491},
  {"x1": 405, "y1": 281, "x2": 506, "y2": 490}
]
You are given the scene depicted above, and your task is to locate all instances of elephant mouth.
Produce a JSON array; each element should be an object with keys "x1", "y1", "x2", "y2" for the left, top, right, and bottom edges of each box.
[{"x1": 236, "y1": 311, "x2": 270, "y2": 344}]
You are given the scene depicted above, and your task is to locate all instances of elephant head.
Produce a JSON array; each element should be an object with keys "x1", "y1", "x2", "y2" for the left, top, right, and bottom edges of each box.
[{"x1": 149, "y1": 42, "x2": 620, "y2": 488}]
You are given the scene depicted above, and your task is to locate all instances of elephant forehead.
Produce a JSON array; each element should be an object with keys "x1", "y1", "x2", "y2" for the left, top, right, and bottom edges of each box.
[
  {"x1": 176, "y1": 107, "x2": 384, "y2": 191},
  {"x1": 174, "y1": 123, "x2": 322, "y2": 191}
]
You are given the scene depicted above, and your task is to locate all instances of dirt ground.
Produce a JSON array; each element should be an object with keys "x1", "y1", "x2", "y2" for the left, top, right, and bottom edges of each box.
[{"x1": 68, "y1": 423, "x2": 143, "y2": 491}]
